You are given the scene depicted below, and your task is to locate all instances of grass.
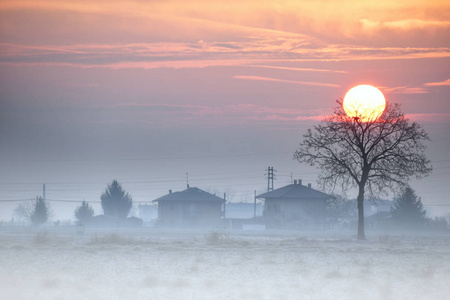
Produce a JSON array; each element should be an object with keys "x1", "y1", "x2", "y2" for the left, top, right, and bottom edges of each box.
[
  {"x1": 34, "y1": 231, "x2": 49, "y2": 244},
  {"x1": 204, "y1": 230, "x2": 229, "y2": 245},
  {"x1": 89, "y1": 233, "x2": 134, "y2": 245}
]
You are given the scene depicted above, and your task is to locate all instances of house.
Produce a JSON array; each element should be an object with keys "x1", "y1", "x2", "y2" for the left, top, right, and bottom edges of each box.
[
  {"x1": 256, "y1": 180, "x2": 332, "y2": 230},
  {"x1": 152, "y1": 186, "x2": 225, "y2": 228}
]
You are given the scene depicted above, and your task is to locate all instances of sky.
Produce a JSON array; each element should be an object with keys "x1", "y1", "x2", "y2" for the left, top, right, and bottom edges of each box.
[{"x1": 0, "y1": 0, "x2": 449, "y2": 220}]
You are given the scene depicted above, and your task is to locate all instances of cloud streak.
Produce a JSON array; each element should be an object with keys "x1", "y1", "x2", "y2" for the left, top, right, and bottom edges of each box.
[
  {"x1": 425, "y1": 79, "x2": 450, "y2": 86},
  {"x1": 233, "y1": 75, "x2": 340, "y2": 88},
  {"x1": 382, "y1": 85, "x2": 429, "y2": 95},
  {"x1": 63, "y1": 101, "x2": 330, "y2": 127},
  {"x1": 2, "y1": 42, "x2": 448, "y2": 71},
  {"x1": 361, "y1": 19, "x2": 450, "y2": 31},
  {"x1": 1, "y1": 0, "x2": 449, "y2": 49},
  {"x1": 405, "y1": 113, "x2": 450, "y2": 123},
  {"x1": 246, "y1": 65, "x2": 347, "y2": 74}
]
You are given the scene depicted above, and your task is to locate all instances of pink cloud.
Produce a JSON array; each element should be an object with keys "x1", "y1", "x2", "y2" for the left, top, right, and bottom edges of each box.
[
  {"x1": 245, "y1": 64, "x2": 347, "y2": 74},
  {"x1": 425, "y1": 79, "x2": 450, "y2": 86},
  {"x1": 382, "y1": 85, "x2": 429, "y2": 94},
  {"x1": 233, "y1": 75, "x2": 339, "y2": 88},
  {"x1": 405, "y1": 113, "x2": 450, "y2": 122}
]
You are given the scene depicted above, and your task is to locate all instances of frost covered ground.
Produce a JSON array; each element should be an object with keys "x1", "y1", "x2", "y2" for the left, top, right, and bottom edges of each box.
[{"x1": 1, "y1": 228, "x2": 449, "y2": 300}]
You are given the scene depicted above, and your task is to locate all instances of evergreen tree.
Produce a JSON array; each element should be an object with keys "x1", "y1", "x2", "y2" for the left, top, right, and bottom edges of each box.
[
  {"x1": 29, "y1": 196, "x2": 51, "y2": 226},
  {"x1": 74, "y1": 201, "x2": 94, "y2": 224},
  {"x1": 101, "y1": 180, "x2": 132, "y2": 219},
  {"x1": 391, "y1": 187, "x2": 428, "y2": 229}
]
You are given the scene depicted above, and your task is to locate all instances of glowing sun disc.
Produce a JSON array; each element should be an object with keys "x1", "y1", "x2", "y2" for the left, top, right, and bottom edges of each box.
[{"x1": 343, "y1": 85, "x2": 386, "y2": 122}]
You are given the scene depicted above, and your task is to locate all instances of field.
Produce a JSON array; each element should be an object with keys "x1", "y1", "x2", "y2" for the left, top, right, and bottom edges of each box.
[{"x1": 1, "y1": 228, "x2": 449, "y2": 300}]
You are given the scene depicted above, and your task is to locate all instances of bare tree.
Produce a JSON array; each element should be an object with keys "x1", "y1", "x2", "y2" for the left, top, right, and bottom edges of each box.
[
  {"x1": 13, "y1": 203, "x2": 31, "y2": 223},
  {"x1": 101, "y1": 180, "x2": 132, "y2": 219},
  {"x1": 294, "y1": 100, "x2": 432, "y2": 239}
]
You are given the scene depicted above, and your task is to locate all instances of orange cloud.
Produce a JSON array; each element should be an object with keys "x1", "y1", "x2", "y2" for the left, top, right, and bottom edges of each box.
[
  {"x1": 361, "y1": 19, "x2": 450, "y2": 31},
  {"x1": 1, "y1": 0, "x2": 449, "y2": 48}
]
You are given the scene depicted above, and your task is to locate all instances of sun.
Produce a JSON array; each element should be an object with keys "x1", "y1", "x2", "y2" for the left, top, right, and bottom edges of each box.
[{"x1": 343, "y1": 85, "x2": 386, "y2": 122}]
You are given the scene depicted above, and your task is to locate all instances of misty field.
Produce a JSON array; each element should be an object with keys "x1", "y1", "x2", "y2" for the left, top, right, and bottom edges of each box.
[{"x1": 1, "y1": 229, "x2": 449, "y2": 300}]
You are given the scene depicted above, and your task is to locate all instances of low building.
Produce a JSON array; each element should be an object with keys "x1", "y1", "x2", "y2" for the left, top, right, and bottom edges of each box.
[
  {"x1": 87, "y1": 215, "x2": 143, "y2": 228},
  {"x1": 224, "y1": 202, "x2": 264, "y2": 230},
  {"x1": 256, "y1": 180, "x2": 332, "y2": 230},
  {"x1": 138, "y1": 204, "x2": 158, "y2": 225},
  {"x1": 225, "y1": 202, "x2": 263, "y2": 219},
  {"x1": 152, "y1": 187, "x2": 225, "y2": 228}
]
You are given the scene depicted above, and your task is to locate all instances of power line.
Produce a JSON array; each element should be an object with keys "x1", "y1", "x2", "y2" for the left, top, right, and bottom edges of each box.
[{"x1": 0, "y1": 151, "x2": 293, "y2": 163}]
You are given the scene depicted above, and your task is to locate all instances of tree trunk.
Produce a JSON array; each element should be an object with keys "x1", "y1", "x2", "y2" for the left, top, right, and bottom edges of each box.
[{"x1": 357, "y1": 184, "x2": 365, "y2": 240}]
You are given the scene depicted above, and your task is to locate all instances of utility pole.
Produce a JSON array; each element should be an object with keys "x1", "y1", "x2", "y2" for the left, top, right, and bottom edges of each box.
[
  {"x1": 186, "y1": 172, "x2": 189, "y2": 189},
  {"x1": 254, "y1": 190, "x2": 257, "y2": 218},
  {"x1": 266, "y1": 166, "x2": 275, "y2": 192},
  {"x1": 223, "y1": 192, "x2": 226, "y2": 219},
  {"x1": 43, "y1": 184, "x2": 46, "y2": 200}
]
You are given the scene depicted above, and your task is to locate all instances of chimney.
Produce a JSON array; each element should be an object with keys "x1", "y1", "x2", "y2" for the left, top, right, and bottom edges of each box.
[
  {"x1": 299, "y1": 179, "x2": 302, "y2": 185},
  {"x1": 294, "y1": 179, "x2": 297, "y2": 185},
  {"x1": 169, "y1": 189, "x2": 172, "y2": 194},
  {"x1": 308, "y1": 183, "x2": 311, "y2": 188}
]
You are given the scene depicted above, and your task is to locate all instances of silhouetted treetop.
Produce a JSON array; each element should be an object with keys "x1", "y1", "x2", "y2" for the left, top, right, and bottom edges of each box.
[
  {"x1": 391, "y1": 186, "x2": 428, "y2": 229},
  {"x1": 100, "y1": 180, "x2": 132, "y2": 219},
  {"x1": 30, "y1": 196, "x2": 51, "y2": 226},
  {"x1": 75, "y1": 200, "x2": 94, "y2": 224}
]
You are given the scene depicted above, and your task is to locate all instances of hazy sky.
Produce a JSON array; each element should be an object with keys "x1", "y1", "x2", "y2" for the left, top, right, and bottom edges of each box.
[{"x1": 1, "y1": 0, "x2": 449, "y2": 220}]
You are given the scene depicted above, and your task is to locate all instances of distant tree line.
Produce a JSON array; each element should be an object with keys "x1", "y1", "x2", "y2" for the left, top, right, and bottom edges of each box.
[
  {"x1": 13, "y1": 196, "x2": 53, "y2": 226},
  {"x1": 74, "y1": 180, "x2": 132, "y2": 225},
  {"x1": 9, "y1": 180, "x2": 448, "y2": 232},
  {"x1": 11, "y1": 180, "x2": 133, "y2": 227},
  {"x1": 325, "y1": 186, "x2": 448, "y2": 231}
]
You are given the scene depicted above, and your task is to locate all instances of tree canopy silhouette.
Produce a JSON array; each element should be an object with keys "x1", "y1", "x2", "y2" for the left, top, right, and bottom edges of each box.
[
  {"x1": 294, "y1": 100, "x2": 432, "y2": 239},
  {"x1": 29, "y1": 196, "x2": 51, "y2": 226},
  {"x1": 101, "y1": 180, "x2": 132, "y2": 219},
  {"x1": 74, "y1": 200, "x2": 94, "y2": 224},
  {"x1": 391, "y1": 186, "x2": 428, "y2": 229}
]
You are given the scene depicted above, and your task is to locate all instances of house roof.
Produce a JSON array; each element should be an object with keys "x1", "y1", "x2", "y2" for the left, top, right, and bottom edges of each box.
[
  {"x1": 152, "y1": 187, "x2": 225, "y2": 203},
  {"x1": 256, "y1": 183, "x2": 332, "y2": 200}
]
